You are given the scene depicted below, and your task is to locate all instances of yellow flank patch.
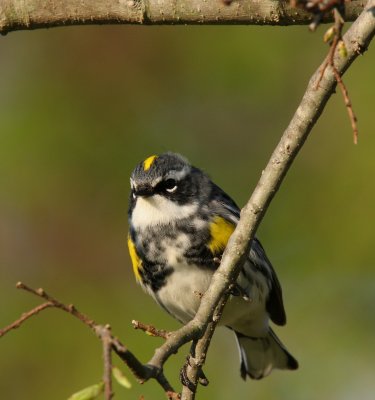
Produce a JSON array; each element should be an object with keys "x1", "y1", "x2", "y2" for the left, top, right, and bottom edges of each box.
[
  {"x1": 127, "y1": 235, "x2": 142, "y2": 282},
  {"x1": 208, "y1": 216, "x2": 235, "y2": 255},
  {"x1": 143, "y1": 155, "x2": 157, "y2": 171}
]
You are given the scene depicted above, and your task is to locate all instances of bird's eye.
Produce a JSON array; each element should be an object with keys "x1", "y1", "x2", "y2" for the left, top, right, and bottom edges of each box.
[{"x1": 164, "y1": 179, "x2": 177, "y2": 193}]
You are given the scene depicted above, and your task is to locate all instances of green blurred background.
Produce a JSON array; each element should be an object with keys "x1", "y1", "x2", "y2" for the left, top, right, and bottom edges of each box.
[{"x1": 0, "y1": 23, "x2": 374, "y2": 400}]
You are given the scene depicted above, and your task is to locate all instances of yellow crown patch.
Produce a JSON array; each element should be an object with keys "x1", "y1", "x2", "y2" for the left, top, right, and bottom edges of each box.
[{"x1": 143, "y1": 155, "x2": 158, "y2": 171}]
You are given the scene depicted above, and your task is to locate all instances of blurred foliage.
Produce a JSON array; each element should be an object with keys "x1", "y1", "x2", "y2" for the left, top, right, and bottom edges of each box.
[{"x1": 0, "y1": 23, "x2": 374, "y2": 400}]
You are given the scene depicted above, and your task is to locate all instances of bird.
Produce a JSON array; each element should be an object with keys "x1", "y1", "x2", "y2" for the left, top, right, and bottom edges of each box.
[{"x1": 127, "y1": 152, "x2": 298, "y2": 380}]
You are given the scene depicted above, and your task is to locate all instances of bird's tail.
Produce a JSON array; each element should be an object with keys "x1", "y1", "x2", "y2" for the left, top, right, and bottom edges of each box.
[{"x1": 235, "y1": 328, "x2": 298, "y2": 380}]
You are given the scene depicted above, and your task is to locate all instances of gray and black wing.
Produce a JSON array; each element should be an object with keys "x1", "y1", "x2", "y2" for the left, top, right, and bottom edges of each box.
[
  {"x1": 249, "y1": 238, "x2": 286, "y2": 325},
  {"x1": 209, "y1": 182, "x2": 287, "y2": 326}
]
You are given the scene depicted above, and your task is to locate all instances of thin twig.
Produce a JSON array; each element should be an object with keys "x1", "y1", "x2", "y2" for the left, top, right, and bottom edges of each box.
[
  {"x1": 315, "y1": 34, "x2": 339, "y2": 89},
  {"x1": 0, "y1": 302, "x2": 53, "y2": 337},
  {"x1": 315, "y1": 7, "x2": 344, "y2": 89},
  {"x1": 15, "y1": 282, "x2": 97, "y2": 328},
  {"x1": 332, "y1": 67, "x2": 358, "y2": 143},
  {"x1": 1, "y1": 282, "x2": 178, "y2": 399},
  {"x1": 314, "y1": 7, "x2": 359, "y2": 143},
  {"x1": 132, "y1": 320, "x2": 171, "y2": 339}
]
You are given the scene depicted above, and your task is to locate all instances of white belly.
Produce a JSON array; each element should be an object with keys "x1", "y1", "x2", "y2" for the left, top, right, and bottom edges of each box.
[
  {"x1": 155, "y1": 263, "x2": 269, "y2": 337},
  {"x1": 156, "y1": 263, "x2": 213, "y2": 324}
]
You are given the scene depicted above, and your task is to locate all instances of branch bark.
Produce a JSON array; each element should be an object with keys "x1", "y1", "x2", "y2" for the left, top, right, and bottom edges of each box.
[
  {"x1": 0, "y1": 0, "x2": 365, "y2": 35},
  {"x1": 0, "y1": 2, "x2": 374, "y2": 400},
  {"x1": 176, "y1": 1, "x2": 375, "y2": 398}
]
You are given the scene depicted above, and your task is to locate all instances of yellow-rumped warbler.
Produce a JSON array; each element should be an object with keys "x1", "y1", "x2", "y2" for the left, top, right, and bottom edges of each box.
[{"x1": 127, "y1": 152, "x2": 298, "y2": 379}]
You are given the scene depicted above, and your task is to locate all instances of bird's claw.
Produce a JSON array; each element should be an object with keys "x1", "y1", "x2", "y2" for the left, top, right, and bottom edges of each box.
[{"x1": 179, "y1": 356, "x2": 209, "y2": 390}]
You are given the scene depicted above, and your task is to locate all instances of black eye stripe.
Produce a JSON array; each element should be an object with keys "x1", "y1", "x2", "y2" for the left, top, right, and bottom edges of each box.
[
  {"x1": 164, "y1": 179, "x2": 177, "y2": 189},
  {"x1": 155, "y1": 178, "x2": 178, "y2": 193}
]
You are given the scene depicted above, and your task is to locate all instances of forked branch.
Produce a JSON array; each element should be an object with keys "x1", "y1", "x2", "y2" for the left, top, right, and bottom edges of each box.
[
  {"x1": 0, "y1": 282, "x2": 179, "y2": 400},
  {"x1": 178, "y1": 2, "x2": 375, "y2": 398},
  {"x1": 1, "y1": 2, "x2": 374, "y2": 400}
]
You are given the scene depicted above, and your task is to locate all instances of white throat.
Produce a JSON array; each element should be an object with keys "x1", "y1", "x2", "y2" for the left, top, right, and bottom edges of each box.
[{"x1": 131, "y1": 195, "x2": 198, "y2": 227}]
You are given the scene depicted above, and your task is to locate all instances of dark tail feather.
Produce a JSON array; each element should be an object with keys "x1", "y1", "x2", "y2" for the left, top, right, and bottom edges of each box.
[{"x1": 235, "y1": 328, "x2": 298, "y2": 380}]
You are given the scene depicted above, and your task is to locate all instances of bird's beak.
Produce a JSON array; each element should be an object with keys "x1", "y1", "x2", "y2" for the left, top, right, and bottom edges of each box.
[{"x1": 134, "y1": 184, "x2": 154, "y2": 197}]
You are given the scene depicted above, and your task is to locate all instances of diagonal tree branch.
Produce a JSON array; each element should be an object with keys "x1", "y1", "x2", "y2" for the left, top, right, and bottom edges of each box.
[
  {"x1": 0, "y1": 0, "x2": 365, "y2": 35},
  {"x1": 1, "y1": 2, "x2": 374, "y2": 400},
  {"x1": 175, "y1": 2, "x2": 375, "y2": 398}
]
